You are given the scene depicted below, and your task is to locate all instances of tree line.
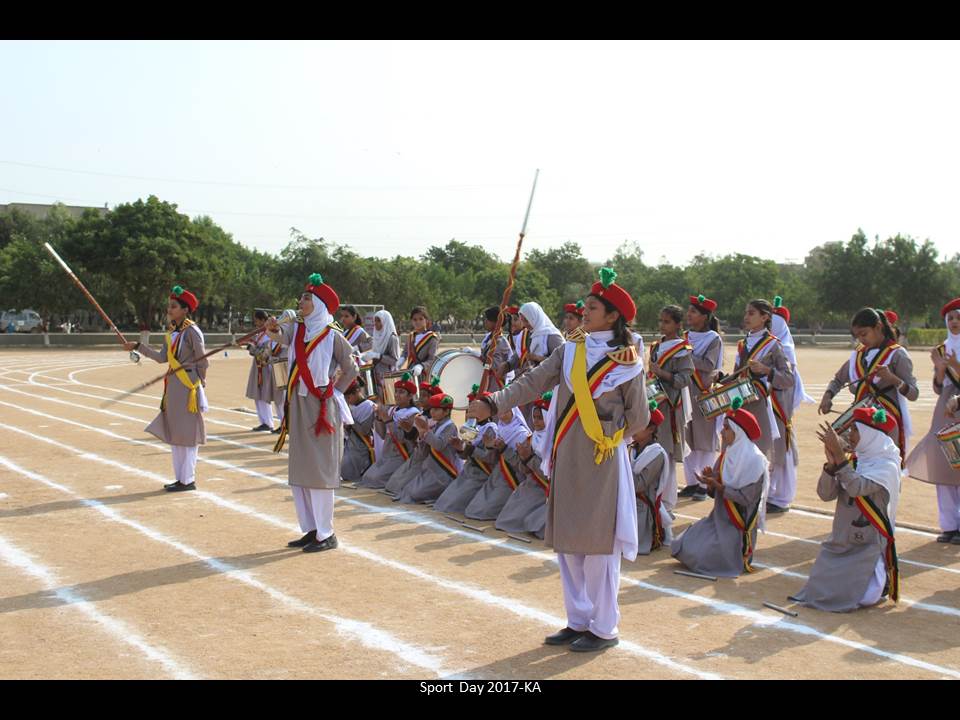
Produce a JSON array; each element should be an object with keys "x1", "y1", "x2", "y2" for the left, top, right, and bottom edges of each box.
[{"x1": 1, "y1": 195, "x2": 958, "y2": 333}]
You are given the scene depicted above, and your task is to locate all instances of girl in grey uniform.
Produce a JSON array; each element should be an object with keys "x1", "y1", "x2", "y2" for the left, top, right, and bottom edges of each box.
[
  {"x1": 399, "y1": 393, "x2": 462, "y2": 503},
  {"x1": 341, "y1": 378, "x2": 376, "y2": 482},
  {"x1": 630, "y1": 400, "x2": 674, "y2": 554},
  {"x1": 496, "y1": 392, "x2": 553, "y2": 537},
  {"x1": 358, "y1": 374, "x2": 419, "y2": 489},
  {"x1": 464, "y1": 407, "x2": 531, "y2": 520}
]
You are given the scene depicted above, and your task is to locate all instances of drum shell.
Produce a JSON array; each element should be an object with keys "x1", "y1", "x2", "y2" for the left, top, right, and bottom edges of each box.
[
  {"x1": 697, "y1": 378, "x2": 761, "y2": 419},
  {"x1": 432, "y1": 349, "x2": 484, "y2": 410},
  {"x1": 936, "y1": 423, "x2": 960, "y2": 470}
]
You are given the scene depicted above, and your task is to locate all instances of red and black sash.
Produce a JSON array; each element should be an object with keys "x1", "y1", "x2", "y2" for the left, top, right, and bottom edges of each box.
[
  {"x1": 272, "y1": 325, "x2": 331, "y2": 453},
  {"x1": 344, "y1": 325, "x2": 366, "y2": 346},
  {"x1": 405, "y1": 331, "x2": 438, "y2": 368},
  {"x1": 684, "y1": 331, "x2": 713, "y2": 394},
  {"x1": 936, "y1": 344, "x2": 960, "y2": 392},
  {"x1": 498, "y1": 453, "x2": 521, "y2": 491},
  {"x1": 717, "y1": 453, "x2": 760, "y2": 573},
  {"x1": 853, "y1": 342, "x2": 906, "y2": 462},
  {"x1": 636, "y1": 490, "x2": 665, "y2": 550},
  {"x1": 736, "y1": 332, "x2": 777, "y2": 399},
  {"x1": 430, "y1": 446, "x2": 459, "y2": 479},
  {"x1": 854, "y1": 495, "x2": 900, "y2": 602},
  {"x1": 471, "y1": 454, "x2": 493, "y2": 476},
  {"x1": 512, "y1": 329, "x2": 531, "y2": 368},
  {"x1": 528, "y1": 461, "x2": 550, "y2": 497},
  {"x1": 388, "y1": 430, "x2": 411, "y2": 461},
  {"x1": 550, "y1": 355, "x2": 620, "y2": 470}
]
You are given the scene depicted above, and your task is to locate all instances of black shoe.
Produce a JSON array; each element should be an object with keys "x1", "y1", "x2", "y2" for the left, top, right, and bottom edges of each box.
[
  {"x1": 252, "y1": 423, "x2": 272, "y2": 432},
  {"x1": 165, "y1": 482, "x2": 196, "y2": 492},
  {"x1": 287, "y1": 530, "x2": 317, "y2": 548},
  {"x1": 569, "y1": 632, "x2": 619, "y2": 653},
  {"x1": 766, "y1": 502, "x2": 789, "y2": 514},
  {"x1": 936, "y1": 530, "x2": 958, "y2": 543},
  {"x1": 543, "y1": 627, "x2": 587, "y2": 646},
  {"x1": 303, "y1": 534, "x2": 338, "y2": 553},
  {"x1": 951, "y1": 533, "x2": 960, "y2": 546},
  {"x1": 163, "y1": 481, "x2": 179, "y2": 490},
  {"x1": 271, "y1": 427, "x2": 282, "y2": 434},
  {"x1": 678, "y1": 485, "x2": 702, "y2": 498}
]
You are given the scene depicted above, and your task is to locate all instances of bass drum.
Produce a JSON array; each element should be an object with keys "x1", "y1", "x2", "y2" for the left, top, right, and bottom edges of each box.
[{"x1": 433, "y1": 349, "x2": 484, "y2": 410}]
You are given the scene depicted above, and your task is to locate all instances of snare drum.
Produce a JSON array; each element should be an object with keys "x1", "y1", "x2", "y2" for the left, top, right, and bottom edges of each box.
[
  {"x1": 830, "y1": 398, "x2": 874, "y2": 437},
  {"x1": 646, "y1": 377, "x2": 668, "y2": 406},
  {"x1": 380, "y1": 371, "x2": 407, "y2": 406},
  {"x1": 697, "y1": 377, "x2": 761, "y2": 419},
  {"x1": 936, "y1": 423, "x2": 960, "y2": 470},
  {"x1": 432, "y1": 349, "x2": 484, "y2": 410}
]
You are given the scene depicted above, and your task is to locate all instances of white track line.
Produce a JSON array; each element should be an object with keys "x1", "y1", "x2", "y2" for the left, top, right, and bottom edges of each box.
[
  {"x1": 0, "y1": 413, "x2": 956, "y2": 679},
  {"x1": 0, "y1": 525, "x2": 196, "y2": 679},
  {"x1": 0, "y1": 420, "x2": 718, "y2": 680},
  {"x1": 0, "y1": 453, "x2": 451, "y2": 678}
]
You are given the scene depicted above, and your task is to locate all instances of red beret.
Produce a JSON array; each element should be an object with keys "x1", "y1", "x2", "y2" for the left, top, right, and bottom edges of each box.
[
  {"x1": 853, "y1": 406, "x2": 897, "y2": 434},
  {"x1": 427, "y1": 393, "x2": 455, "y2": 409},
  {"x1": 534, "y1": 391, "x2": 553, "y2": 410},
  {"x1": 725, "y1": 398, "x2": 761, "y2": 441},
  {"x1": 772, "y1": 296, "x2": 790, "y2": 324},
  {"x1": 942, "y1": 299, "x2": 960, "y2": 318},
  {"x1": 170, "y1": 285, "x2": 198, "y2": 313},
  {"x1": 689, "y1": 293, "x2": 718, "y2": 314},
  {"x1": 648, "y1": 398, "x2": 665, "y2": 427},
  {"x1": 394, "y1": 373, "x2": 418, "y2": 395},
  {"x1": 590, "y1": 268, "x2": 636, "y2": 323},
  {"x1": 305, "y1": 273, "x2": 340, "y2": 314},
  {"x1": 883, "y1": 309, "x2": 899, "y2": 326},
  {"x1": 564, "y1": 301, "x2": 585, "y2": 317}
]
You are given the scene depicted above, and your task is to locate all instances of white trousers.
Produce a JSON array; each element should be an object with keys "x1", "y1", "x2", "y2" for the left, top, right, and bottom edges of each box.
[
  {"x1": 859, "y1": 556, "x2": 887, "y2": 607},
  {"x1": 937, "y1": 485, "x2": 960, "y2": 532},
  {"x1": 255, "y1": 400, "x2": 284, "y2": 427},
  {"x1": 170, "y1": 445, "x2": 198, "y2": 485},
  {"x1": 557, "y1": 552, "x2": 621, "y2": 640},
  {"x1": 767, "y1": 461, "x2": 797, "y2": 508},
  {"x1": 683, "y1": 450, "x2": 717, "y2": 489},
  {"x1": 292, "y1": 486, "x2": 335, "y2": 541},
  {"x1": 662, "y1": 461, "x2": 679, "y2": 512}
]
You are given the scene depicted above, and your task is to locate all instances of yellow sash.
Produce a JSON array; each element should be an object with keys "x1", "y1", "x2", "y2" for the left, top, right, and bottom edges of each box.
[
  {"x1": 166, "y1": 323, "x2": 201, "y2": 414},
  {"x1": 571, "y1": 338, "x2": 625, "y2": 465}
]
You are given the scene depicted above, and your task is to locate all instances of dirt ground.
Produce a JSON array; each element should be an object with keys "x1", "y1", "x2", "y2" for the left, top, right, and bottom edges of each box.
[{"x1": 0, "y1": 345, "x2": 958, "y2": 680}]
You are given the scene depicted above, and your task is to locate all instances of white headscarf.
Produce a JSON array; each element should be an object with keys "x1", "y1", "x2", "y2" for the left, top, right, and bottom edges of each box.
[
  {"x1": 944, "y1": 312, "x2": 960, "y2": 361},
  {"x1": 496, "y1": 407, "x2": 531, "y2": 450},
  {"x1": 853, "y1": 421, "x2": 902, "y2": 525},
  {"x1": 771, "y1": 314, "x2": 815, "y2": 406},
  {"x1": 287, "y1": 295, "x2": 335, "y2": 394},
  {"x1": 560, "y1": 329, "x2": 645, "y2": 397},
  {"x1": 721, "y1": 420, "x2": 771, "y2": 531},
  {"x1": 632, "y1": 441, "x2": 671, "y2": 502},
  {"x1": 520, "y1": 302, "x2": 563, "y2": 357},
  {"x1": 371, "y1": 310, "x2": 397, "y2": 357},
  {"x1": 303, "y1": 294, "x2": 333, "y2": 342}
]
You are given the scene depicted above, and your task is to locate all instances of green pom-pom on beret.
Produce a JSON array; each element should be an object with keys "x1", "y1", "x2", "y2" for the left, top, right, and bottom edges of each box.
[
  {"x1": 401, "y1": 372, "x2": 412, "y2": 381},
  {"x1": 648, "y1": 399, "x2": 659, "y2": 411},
  {"x1": 430, "y1": 376, "x2": 441, "y2": 387},
  {"x1": 774, "y1": 296, "x2": 783, "y2": 308},
  {"x1": 731, "y1": 396, "x2": 744, "y2": 411},
  {"x1": 172, "y1": 285, "x2": 184, "y2": 296},
  {"x1": 441, "y1": 395, "x2": 453, "y2": 406},
  {"x1": 308, "y1": 272, "x2": 323, "y2": 286},
  {"x1": 599, "y1": 267, "x2": 617, "y2": 289},
  {"x1": 697, "y1": 294, "x2": 706, "y2": 303},
  {"x1": 471, "y1": 383, "x2": 480, "y2": 393},
  {"x1": 542, "y1": 390, "x2": 553, "y2": 401},
  {"x1": 575, "y1": 300, "x2": 584, "y2": 309},
  {"x1": 873, "y1": 408, "x2": 887, "y2": 424}
]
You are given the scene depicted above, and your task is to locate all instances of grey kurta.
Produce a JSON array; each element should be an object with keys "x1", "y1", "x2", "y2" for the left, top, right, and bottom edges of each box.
[
  {"x1": 464, "y1": 446, "x2": 523, "y2": 520},
  {"x1": 633, "y1": 450, "x2": 673, "y2": 555},
  {"x1": 341, "y1": 401, "x2": 376, "y2": 482},
  {"x1": 385, "y1": 425, "x2": 427, "y2": 495},
  {"x1": 359, "y1": 411, "x2": 415, "y2": 488},
  {"x1": 141, "y1": 323, "x2": 208, "y2": 446},
  {"x1": 487, "y1": 341, "x2": 648, "y2": 555},
  {"x1": 432, "y1": 441, "x2": 498, "y2": 514},
  {"x1": 495, "y1": 450, "x2": 548, "y2": 534},
  {"x1": 276, "y1": 323, "x2": 358, "y2": 490},
  {"x1": 791, "y1": 465, "x2": 891, "y2": 612},
  {"x1": 344, "y1": 325, "x2": 373, "y2": 354},
  {"x1": 732, "y1": 338, "x2": 795, "y2": 459},
  {"x1": 650, "y1": 339, "x2": 694, "y2": 462},
  {"x1": 399, "y1": 420, "x2": 460, "y2": 503},
  {"x1": 481, "y1": 333, "x2": 513, "y2": 390},
  {"x1": 402, "y1": 331, "x2": 440, "y2": 380},
  {"x1": 685, "y1": 334, "x2": 723, "y2": 452},
  {"x1": 907, "y1": 371, "x2": 960, "y2": 487},
  {"x1": 245, "y1": 335, "x2": 283, "y2": 403},
  {"x1": 372, "y1": 334, "x2": 401, "y2": 394},
  {"x1": 825, "y1": 345, "x2": 918, "y2": 455},
  {"x1": 670, "y1": 475, "x2": 764, "y2": 577}
]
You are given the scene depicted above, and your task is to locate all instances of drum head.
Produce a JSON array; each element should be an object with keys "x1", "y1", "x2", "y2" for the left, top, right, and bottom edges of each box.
[{"x1": 434, "y1": 350, "x2": 484, "y2": 409}]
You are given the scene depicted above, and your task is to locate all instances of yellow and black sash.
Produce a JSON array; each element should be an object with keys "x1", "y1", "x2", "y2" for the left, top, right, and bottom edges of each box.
[
  {"x1": 344, "y1": 325, "x2": 366, "y2": 346},
  {"x1": 550, "y1": 356, "x2": 619, "y2": 471},
  {"x1": 272, "y1": 327, "x2": 331, "y2": 453},
  {"x1": 853, "y1": 342, "x2": 905, "y2": 461},
  {"x1": 936, "y1": 344, "x2": 960, "y2": 392},
  {"x1": 471, "y1": 455, "x2": 493, "y2": 476},
  {"x1": 388, "y1": 430, "x2": 411, "y2": 461},
  {"x1": 405, "y1": 331, "x2": 438, "y2": 368},
  {"x1": 736, "y1": 332, "x2": 777, "y2": 399},
  {"x1": 854, "y1": 495, "x2": 900, "y2": 602},
  {"x1": 430, "y1": 447, "x2": 459, "y2": 480},
  {"x1": 512, "y1": 328, "x2": 531, "y2": 368},
  {"x1": 353, "y1": 426, "x2": 375, "y2": 466},
  {"x1": 162, "y1": 319, "x2": 201, "y2": 414},
  {"x1": 528, "y1": 462, "x2": 550, "y2": 497},
  {"x1": 718, "y1": 454, "x2": 760, "y2": 573},
  {"x1": 770, "y1": 391, "x2": 793, "y2": 451}
]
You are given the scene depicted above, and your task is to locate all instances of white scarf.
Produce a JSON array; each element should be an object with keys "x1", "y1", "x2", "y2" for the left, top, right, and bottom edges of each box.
[
  {"x1": 944, "y1": 316, "x2": 960, "y2": 362},
  {"x1": 686, "y1": 328, "x2": 723, "y2": 363},
  {"x1": 846, "y1": 344, "x2": 912, "y2": 448},
  {"x1": 652, "y1": 336, "x2": 692, "y2": 430},
  {"x1": 560, "y1": 330, "x2": 645, "y2": 397},
  {"x1": 349, "y1": 398, "x2": 375, "y2": 426},
  {"x1": 476, "y1": 420, "x2": 498, "y2": 447},
  {"x1": 390, "y1": 405, "x2": 420, "y2": 433},
  {"x1": 631, "y1": 442, "x2": 671, "y2": 503},
  {"x1": 287, "y1": 301, "x2": 335, "y2": 399},
  {"x1": 853, "y1": 423, "x2": 902, "y2": 525},
  {"x1": 722, "y1": 421, "x2": 771, "y2": 531},
  {"x1": 771, "y1": 314, "x2": 815, "y2": 406},
  {"x1": 738, "y1": 330, "x2": 780, "y2": 442},
  {"x1": 520, "y1": 302, "x2": 563, "y2": 357},
  {"x1": 371, "y1": 310, "x2": 398, "y2": 358},
  {"x1": 497, "y1": 407, "x2": 531, "y2": 450}
]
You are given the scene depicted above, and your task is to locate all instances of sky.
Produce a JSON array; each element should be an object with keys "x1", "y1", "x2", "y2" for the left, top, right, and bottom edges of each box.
[{"x1": 2, "y1": 40, "x2": 960, "y2": 265}]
